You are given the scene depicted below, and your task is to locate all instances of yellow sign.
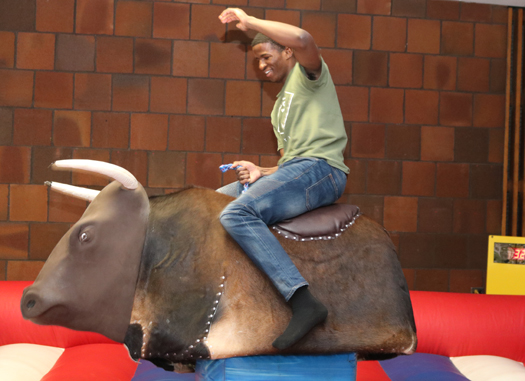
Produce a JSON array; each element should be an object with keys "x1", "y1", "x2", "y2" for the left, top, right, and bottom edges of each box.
[{"x1": 487, "y1": 235, "x2": 525, "y2": 295}]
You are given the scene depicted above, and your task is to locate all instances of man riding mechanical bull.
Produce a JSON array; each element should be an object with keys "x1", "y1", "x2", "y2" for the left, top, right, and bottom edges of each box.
[
  {"x1": 20, "y1": 9, "x2": 417, "y2": 373},
  {"x1": 217, "y1": 7, "x2": 351, "y2": 350}
]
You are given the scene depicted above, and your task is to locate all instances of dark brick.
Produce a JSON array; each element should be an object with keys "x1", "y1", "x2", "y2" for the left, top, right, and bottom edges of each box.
[
  {"x1": 225, "y1": 81, "x2": 261, "y2": 117},
  {"x1": 242, "y1": 118, "x2": 277, "y2": 155},
  {"x1": 169, "y1": 115, "x2": 206, "y2": 152},
  {"x1": 467, "y1": 234, "x2": 488, "y2": 269},
  {"x1": 470, "y1": 164, "x2": 503, "y2": 199},
  {"x1": 369, "y1": 87, "x2": 404, "y2": 124},
  {"x1": 92, "y1": 112, "x2": 129, "y2": 149},
  {"x1": 135, "y1": 39, "x2": 171, "y2": 75},
  {"x1": 401, "y1": 161, "x2": 435, "y2": 197},
  {"x1": 418, "y1": 198, "x2": 453, "y2": 233},
  {"x1": 0, "y1": 108, "x2": 13, "y2": 145},
  {"x1": 415, "y1": 269, "x2": 449, "y2": 292},
  {"x1": 56, "y1": 34, "x2": 95, "y2": 71},
  {"x1": 344, "y1": 159, "x2": 366, "y2": 194},
  {"x1": 436, "y1": 163, "x2": 469, "y2": 198},
  {"x1": 398, "y1": 233, "x2": 436, "y2": 268},
  {"x1": 490, "y1": 59, "x2": 506, "y2": 94},
  {"x1": 0, "y1": 223, "x2": 29, "y2": 259},
  {"x1": 460, "y1": 2, "x2": 491, "y2": 22},
  {"x1": 188, "y1": 79, "x2": 225, "y2": 116},
  {"x1": 440, "y1": 92, "x2": 473, "y2": 127},
  {"x1": 0, "y1": 0, "x2": 35, "y2": 32},
  {"x1": 384, "y1": 196, "x2": 418, "y2": 232},
  {"x1": 206, "y1": 117, "x2": 241, "y2": 153},
  {"x1": 353, "y1": 50, "x2": 388, "y2": 86},
  {"x1": 386, "y1": 125, "x2": 420, "y2": 160},
  {"x1": 186, "y1": 152, "x2": 223, "y2": 189},
  {"x1": 0, "y1": 147, "x2": 31, "y2": 184},
  {"x1": 434, "y1": 234, "x2": 468, "y2": 268},
  {"x1": 321, "y1": 0, "x2": 356, "y2": 12},
  {"x1": 392, "y1": 0, "x2": 426, "y2": 17},
  {"x1": 30, "y1": 223, "x2": 70, "y2": 260},
  {"x1": 427, "y1": 0, "x2": 459, "y2": 20},
  {"x1": 13, "y1": 108, "x2": 52, "y2": 146},
  {"x1": 351, "y1": 123, "x2": 385, "y2": 158},
  {"x1": 453, "y1": 199, "x2": 486, "y2": 234},
  {"x1": 441, "y1": 21, "x2": 474, "y2": 56},
  {"x1": 367, "y1": 160, "x2": 401, "y2": 195},
  {"x1": 450, "y1": 269, "x2": 485, "y2": 293},
  {"x1": 455, "y1": 128, "x2": 489, "y2": 163},
  {"x1": 112, "y1": 75, "x2": 149, "y2": 112}
]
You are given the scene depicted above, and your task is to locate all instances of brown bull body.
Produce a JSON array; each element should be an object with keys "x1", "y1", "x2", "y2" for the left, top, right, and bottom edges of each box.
[{"x1": 21, "y1": 169, "x2": 416, "y2": 372}]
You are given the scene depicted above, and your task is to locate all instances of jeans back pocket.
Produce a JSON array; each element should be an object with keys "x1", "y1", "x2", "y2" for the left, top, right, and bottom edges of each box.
[{"x1": 305, "y1": 173, "x2": 339, "y2": 211}]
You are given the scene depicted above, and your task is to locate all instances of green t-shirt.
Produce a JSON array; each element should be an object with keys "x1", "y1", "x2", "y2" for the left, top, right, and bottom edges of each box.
[{"x1": 271, "y1": 59, "x2": 349, "y2": 174}]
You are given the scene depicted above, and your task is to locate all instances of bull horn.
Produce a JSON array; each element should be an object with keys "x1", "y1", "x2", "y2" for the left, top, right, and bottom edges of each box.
[
  {"x1": 45, "y1": 181, "x2": 100, "y2": 201},
  {"x1": 52, "y1": 160, "x2": 139, "y2": 190}
]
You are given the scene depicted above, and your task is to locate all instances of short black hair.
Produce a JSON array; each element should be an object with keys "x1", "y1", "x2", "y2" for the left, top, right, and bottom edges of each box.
[{"x1": 251, "y1": 33, "x2": 285, "y2": 51}]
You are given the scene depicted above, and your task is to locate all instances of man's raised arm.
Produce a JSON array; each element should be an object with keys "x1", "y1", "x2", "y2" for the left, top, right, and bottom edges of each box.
[{"x1": 219, "y1": 8, "x2": 322, "y2": 79}]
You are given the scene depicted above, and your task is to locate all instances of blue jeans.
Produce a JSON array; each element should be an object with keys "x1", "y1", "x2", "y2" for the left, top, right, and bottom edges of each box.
[{"x1": 218, "y1": 157, "x2": 347, "y2": 301}]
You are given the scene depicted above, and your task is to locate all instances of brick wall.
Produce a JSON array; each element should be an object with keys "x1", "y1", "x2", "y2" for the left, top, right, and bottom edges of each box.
[{"x1": 0, "y1": 0, "x2": 507, "y2": 292}]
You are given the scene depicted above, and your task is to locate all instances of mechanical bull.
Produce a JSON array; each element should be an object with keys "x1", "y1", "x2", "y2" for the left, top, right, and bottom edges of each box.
[{"x1": 21, "y1": 160, "x2": 416, "y2": 372}]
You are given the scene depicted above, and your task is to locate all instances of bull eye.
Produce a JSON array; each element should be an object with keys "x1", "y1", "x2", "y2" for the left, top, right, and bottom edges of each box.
[{"x1": 79, "y1": 232, "x2": 89, "y2": 243}]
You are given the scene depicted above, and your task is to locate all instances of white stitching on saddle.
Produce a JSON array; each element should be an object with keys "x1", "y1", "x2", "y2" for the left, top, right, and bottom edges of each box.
[{"x1": 272, "y1": 212, "x2": 361, "y2": 241}]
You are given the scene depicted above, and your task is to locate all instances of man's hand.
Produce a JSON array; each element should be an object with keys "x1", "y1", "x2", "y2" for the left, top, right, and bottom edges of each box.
[
  {"x1": 219, "y1": 8, "x2": 251, "y2": 31},
  {"x1": 232, "y1": 160, "x2": 262, "y2": 185}
]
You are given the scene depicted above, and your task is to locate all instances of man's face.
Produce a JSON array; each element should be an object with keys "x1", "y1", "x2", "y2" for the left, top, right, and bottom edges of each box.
[{"x1": 252, "y1": 42, "x2": 291, "y2": 83}]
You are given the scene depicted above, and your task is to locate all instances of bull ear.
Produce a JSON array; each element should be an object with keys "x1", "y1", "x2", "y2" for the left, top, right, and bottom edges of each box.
[
  {"x1": 45, "y1": 181, "x2": 100, "y2": 202},
  {"x1": 52, "y1": 160, "x2": 139, "y2": 190}
]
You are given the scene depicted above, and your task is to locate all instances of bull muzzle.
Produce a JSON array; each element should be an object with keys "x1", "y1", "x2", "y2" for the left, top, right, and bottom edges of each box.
[
  {"x1": 20, "y1": 288, "x2": 61, "y2": 323},
  {"x1": 20, "y1": 289, "x2": 42, "y2": 319}
]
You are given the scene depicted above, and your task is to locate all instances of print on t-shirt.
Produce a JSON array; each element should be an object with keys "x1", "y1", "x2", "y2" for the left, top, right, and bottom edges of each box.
[{"x1": 277, "y1": 91, "x2": 294, "y2": 143}]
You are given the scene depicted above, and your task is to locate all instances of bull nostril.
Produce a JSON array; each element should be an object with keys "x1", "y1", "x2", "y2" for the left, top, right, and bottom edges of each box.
[{"x1": 26, "y1": 300, "x2": 36, "y2": 309}]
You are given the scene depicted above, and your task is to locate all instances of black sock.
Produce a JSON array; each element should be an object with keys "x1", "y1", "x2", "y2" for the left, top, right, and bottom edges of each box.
[{"x1": 272, "y1": 286, "x2": 328, "y2": 350}]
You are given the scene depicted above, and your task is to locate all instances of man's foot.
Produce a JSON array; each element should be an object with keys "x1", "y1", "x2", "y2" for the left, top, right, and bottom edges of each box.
[{"x1": 272, "y1": 286, "x2": 328, "y2": 350}]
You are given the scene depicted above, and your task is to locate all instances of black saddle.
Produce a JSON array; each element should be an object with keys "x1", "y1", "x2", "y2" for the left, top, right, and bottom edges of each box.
[{"x1": 271, "y1": 204, "x2": 360, "y2": 241}]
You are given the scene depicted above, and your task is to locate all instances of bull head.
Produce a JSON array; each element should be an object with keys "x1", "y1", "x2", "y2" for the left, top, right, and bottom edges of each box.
[{"x1": 21, "y1": 160, "x2": 150, "y2": 343}]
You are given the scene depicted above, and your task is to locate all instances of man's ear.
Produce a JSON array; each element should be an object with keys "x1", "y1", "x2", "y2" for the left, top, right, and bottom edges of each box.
[{"x1": 283, "y1": 47, "x2": 294, "y2": 60}]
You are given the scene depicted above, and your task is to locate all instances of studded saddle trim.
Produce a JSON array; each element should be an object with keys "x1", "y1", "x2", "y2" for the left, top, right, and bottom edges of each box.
[{"x1": 271, "y1": 204, "x2": 361, "y2": 241}]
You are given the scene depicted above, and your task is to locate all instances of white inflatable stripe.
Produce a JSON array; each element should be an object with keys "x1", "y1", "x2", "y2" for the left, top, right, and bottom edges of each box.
[
  {"x1": 47, "y1": 181, "x2": 100, "y2": 202},
  {"x1": 451, "y1": 355, "x2": 525, "y2": 381},
  {"x1": 53, "y1": 160, "x2": 138, "y2": 190},
  {"x1": 0, "y1": 343, "x2": 64, "y2": 381}
]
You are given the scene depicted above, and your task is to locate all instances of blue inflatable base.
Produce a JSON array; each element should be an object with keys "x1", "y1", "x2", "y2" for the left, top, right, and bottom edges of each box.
[
  {"x1": 380, "y1": 353, "x2": 470, "y2": 381},
  {"x1": 196, "y1": 353, "x2": 357, "y2": 381},
  {"x1": 132, "y1": 353, "x2": 357, "y2": 381}
]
